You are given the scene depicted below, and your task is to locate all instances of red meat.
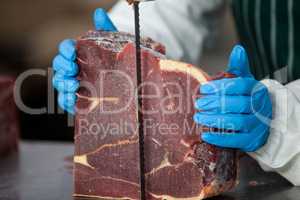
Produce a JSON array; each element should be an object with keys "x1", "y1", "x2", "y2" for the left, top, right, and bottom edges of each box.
[
  {"x1": 74, "y1": 31, "x2": 238, "y2": 200},
  {"x1": 0, "y1": 77, "x2": 19, "y2": 156}
]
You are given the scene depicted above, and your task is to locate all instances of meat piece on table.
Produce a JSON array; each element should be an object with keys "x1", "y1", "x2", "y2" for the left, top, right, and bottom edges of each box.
[
  {"x1": 0, "y1": 77, "x2": 19, "y2": 156},
  {"x1": 74, "y1": 31, "x2": 238, "y2": 200}
]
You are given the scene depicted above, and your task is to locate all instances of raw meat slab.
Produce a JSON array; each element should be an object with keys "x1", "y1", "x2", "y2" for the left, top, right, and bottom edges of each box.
[{"x1": 74, "y1": 31, "x2": 238, "y2": 200}]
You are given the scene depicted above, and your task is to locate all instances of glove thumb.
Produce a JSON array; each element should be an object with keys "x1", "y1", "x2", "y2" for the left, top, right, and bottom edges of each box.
[
  {"x1": 227, "y1": 45, "x2": 253, "y2": 78},
  {"x1": 94, "y1": 8, "x2": 117, "y2": 31}
]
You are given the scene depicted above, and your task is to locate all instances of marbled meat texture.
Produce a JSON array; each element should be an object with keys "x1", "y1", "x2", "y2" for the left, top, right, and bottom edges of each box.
[
  {"x1": 0, "y1": 77, "x2": 19, "y2": 156},
  {"x1": 74, "y1": 31, "x2": 238, "y2": 200}
]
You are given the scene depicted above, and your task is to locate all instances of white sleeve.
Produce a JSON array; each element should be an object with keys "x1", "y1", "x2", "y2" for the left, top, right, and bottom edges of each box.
[
  {"x1": 248, "y1": 79, "x2": 300, "y2": 186},
  {"x1": 109, "y1": 0, "x2": 225, "y2": 66}
]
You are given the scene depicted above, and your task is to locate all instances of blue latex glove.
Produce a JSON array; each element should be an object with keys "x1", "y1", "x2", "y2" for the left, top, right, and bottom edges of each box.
[
  {"x1": 52, "y1": 8, "x2": 117, "y2": 114},
  {"x1": 194, "y1": 45, "x2": 272, "y2": 152}
]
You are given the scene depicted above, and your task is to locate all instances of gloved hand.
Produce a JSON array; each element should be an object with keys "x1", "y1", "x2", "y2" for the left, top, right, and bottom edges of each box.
[
  {"x1": 194, "y1": 45, "x2": 273, "y2": 152},
  {"x1": 52, "y1": 9, "x2": 117, "y2": 114}
]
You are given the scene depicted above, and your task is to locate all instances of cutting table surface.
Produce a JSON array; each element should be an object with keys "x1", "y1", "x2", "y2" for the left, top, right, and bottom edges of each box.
[{"x1": 0, "y1": 141, "x2": 299, "y2": 200}]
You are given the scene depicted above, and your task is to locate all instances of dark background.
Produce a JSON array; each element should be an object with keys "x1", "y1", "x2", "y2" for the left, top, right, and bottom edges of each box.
[
  {"x1": 0, "y1": 0, "x2": 237, "y2": 141},
  {"x1": 0, "y1": 0, "x2": 117, "y2": 141}
]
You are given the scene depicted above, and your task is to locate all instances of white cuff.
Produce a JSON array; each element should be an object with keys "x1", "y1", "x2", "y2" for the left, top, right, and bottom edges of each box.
[{"x1": 248, "y1": 79, "x2": 300, "y2": 186}]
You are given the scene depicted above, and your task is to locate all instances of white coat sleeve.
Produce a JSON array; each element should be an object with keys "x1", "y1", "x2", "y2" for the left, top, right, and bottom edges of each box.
[
  {"x1": 249, "y1": 79, "x2": 300, "y2": 186},
  {"x1": 109, "y1": 0, "x2": 225, "y2": 66}
]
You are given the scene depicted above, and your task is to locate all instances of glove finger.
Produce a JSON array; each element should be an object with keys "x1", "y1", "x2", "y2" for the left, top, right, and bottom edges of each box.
[
  {"x1": 227, "y1": 45, "x2": 253, "y2": 78},
  {"x1": 195, "y1": 95, "x2": 252, "y2": 114},
  {"x1": 53, "y1": 73, "x2": 79, "y2": 93},
  {"x1": 53, "y1": 55, "x2": 78, "y2": 76},
  {"x1": 250, "y1": 88, "x2": 272, "y2": 118},
  {"x1": 242, "y1": 124, "x2": 270, "y2": 152},
  {"x1": 201, "y1": 132, "x2": 250, "y2": 149},
  {"x1": 94, "y1": 8, "x2": 117, "y2": 31},
  {"x1": 58, "y1": 39, "x2": 76, "y2": 61},
  {"x1": 61, "y1": 105, "x2": 75, "y2": 115},
  {"x1": 58, "y1": 92, "x2": 76, "y2": 114},
  {"x1": 200, "y1": 77, "x2": 258, "y2": 95},
  {"x1": 194, "y1": 112, "x2": 254, "y2": 132}
]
